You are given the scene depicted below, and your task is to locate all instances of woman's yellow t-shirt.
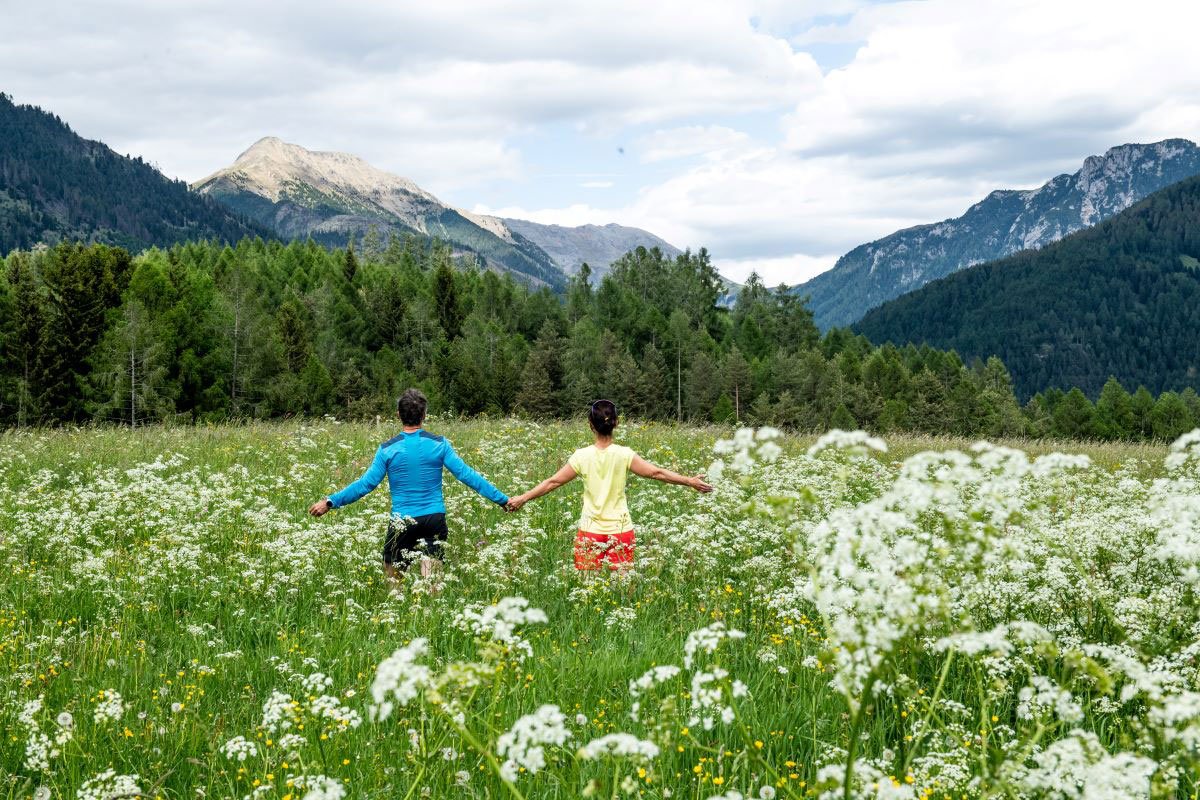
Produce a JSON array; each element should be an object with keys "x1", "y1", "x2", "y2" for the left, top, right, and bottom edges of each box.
[{"x1": 568, "y1": 444, "x2": 635, "y2": 534}]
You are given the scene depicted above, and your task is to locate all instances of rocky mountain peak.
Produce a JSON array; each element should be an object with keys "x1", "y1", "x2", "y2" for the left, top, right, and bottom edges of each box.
[
  {"x1": 795, "y1": 138, "x2": 1200, "y2": 330},
  {"x1": 197, "y1": 137, "x2": 434, "y2": 204}
]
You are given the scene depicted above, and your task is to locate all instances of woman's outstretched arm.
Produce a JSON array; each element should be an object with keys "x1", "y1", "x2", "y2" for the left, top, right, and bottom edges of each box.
[
  {"x1": 507, "y1": 463, "x2": 578, "y2": 511},
  {"x1": 630, "y1": 454, "x2": 713, "y2": 493}
]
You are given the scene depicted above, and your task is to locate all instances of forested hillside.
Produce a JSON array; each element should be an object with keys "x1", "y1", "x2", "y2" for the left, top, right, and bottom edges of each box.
[
  {"x1": 4, "y1": 235, "x2": 1199, "y2": 441},
  {"x1": 797, "y1": 139, "x2": 1200, "y2": 330},
  {"x1": 855, "y1": 174, "x2": 1200, "y2": 400},
  {"x1": 0, "y1": 94, "x2": 269, "y2": 254}
]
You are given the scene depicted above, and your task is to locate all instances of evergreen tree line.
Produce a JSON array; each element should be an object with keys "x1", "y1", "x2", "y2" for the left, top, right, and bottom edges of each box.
[{"x1": 2, "y1": 236, "x2": 1198, "y2": 442}]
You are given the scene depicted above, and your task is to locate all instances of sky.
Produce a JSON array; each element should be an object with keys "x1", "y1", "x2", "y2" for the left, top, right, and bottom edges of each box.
[{"x1": 4, "y1": 0, "x2": 1200, "y2": 284}]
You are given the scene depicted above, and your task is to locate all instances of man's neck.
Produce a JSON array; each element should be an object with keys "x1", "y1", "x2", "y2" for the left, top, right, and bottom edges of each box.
[{"x1": 403, "y1": 425, "x2": 422, "y2": 433}]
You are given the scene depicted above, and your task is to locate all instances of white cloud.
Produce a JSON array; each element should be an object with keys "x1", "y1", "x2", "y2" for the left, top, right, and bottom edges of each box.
[
  {"x1": 0, "y1": 0, "x2": 820, "y2": 189},
  {"x1": 637, "y1": 126, "x2": 753, "y2": 163},
  {"x1": 481, "y1": 0, "x2": 1200, "y2": 286},
  {"x1": 716, "y1": 254, "x2": 842, "y2": 286},
  {"x1": 4, "y1": 0, "x2": 1199, "y2": 287}
]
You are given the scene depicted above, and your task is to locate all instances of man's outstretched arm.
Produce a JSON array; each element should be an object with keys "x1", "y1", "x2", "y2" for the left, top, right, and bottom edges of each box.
[
  {"x1": 311, "y1": 447, "x2": 388, "y2": 515},
  {"x1": 442, "y1": 442, "x2": 509, "y2": 507}
]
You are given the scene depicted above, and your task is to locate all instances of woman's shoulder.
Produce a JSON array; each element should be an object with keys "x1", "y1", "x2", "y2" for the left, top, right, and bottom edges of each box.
[
  {"x1": 568, "y1": 444, "x2": 595, "y2": 467},
  {"x1": 613, "y1": 444, "x2": 637, "y2": 462}
]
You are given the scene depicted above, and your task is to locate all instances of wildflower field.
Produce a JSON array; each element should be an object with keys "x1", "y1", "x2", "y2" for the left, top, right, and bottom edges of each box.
[{"x1": 2, "y1": 419, "x2": 1199, "y2": 800}]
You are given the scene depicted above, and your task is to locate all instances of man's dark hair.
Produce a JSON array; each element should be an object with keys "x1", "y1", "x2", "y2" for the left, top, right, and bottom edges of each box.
[
  {"x1": 588, "y1": 399, "x2": 618, "y2": 436},
  {"x1": 398, "y1": 388, "x2": 428, "y2": 426}
]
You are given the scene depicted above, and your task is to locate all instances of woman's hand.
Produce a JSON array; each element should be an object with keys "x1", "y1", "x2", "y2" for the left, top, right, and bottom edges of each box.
[
  {"x1": 506, "y1": 494, "x2": 528, "y2": 512},
  {"x1": 689, "y1": 475, "x2": 713, "y2": 493}
]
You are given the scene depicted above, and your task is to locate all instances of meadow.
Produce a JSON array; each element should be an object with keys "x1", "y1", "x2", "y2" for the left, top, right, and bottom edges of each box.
[{"x1": 1, "y1": 419, "x2": 1198, "y2": 800}]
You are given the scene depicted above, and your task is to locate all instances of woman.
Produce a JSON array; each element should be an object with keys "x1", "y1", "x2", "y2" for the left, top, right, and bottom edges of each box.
[{"x1": 507, "y1": 400, "x2": 712, "y2": 570}]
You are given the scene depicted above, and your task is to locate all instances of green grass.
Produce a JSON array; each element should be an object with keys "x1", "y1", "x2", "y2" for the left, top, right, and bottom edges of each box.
[{"x1": 0, "y1": 419, "x2": 1191, "y2": 799}]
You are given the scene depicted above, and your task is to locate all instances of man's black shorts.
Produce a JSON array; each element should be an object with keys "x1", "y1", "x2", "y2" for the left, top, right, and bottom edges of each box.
[{"x1": 383, "y1": 513, "x2": 449, "y2": 568}]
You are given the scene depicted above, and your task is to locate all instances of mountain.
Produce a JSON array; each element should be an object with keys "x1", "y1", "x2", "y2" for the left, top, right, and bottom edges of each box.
[
  {"x1": 854, "y1": 174, "x2": 1200, "y2": 399},
  {"x1": 0, "y1": 93, "x2": 269, "y2": 256},
  {"x1": 797, "y1": 139, "x2": 1200, "y2": 330},
  {"x1": 499, "y1": 219, "x2": 681, "y2": 275},
  {"x1": 194, "y1": 137, "x2": 566, "y2": 289}
]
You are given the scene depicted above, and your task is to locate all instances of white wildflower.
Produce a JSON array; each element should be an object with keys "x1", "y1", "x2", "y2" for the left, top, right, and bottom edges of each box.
[
  {"x1": 453, "y1": 597, "x2": 548, "y2": 660},
  {"x1": 93, "y1": 690, "x2": 125, "y2": 724},
  {"x1": 579, "y1": 733, "x2": 660, "y2": 760},
  {"x1": 261, "y1": 690, "x2": 297, "y2": 733},
  {"x1": 300, "y1": 672, "x2": 334, "y2": 693},
  {"x1": 310, "y1": 695, "x2": 362, "y2": 731},
  {"x1": 220, "y1": 735, "x2": 258, "y2": 761},
  {"x1": 807, "y1": 429, "x2": 887, "y2": 457},
  {"x1": 496, "y1": 704, "x2": 571, "y2": 782},
  {"x1": 629, "y1": 665, "x2": 681, "y2": 697},
  {"x1": 369, "y1": 638, "x2": 432, "y2": 722},
  {"x1": 77, "y1": 770, "x2": 141, "y2": 800},
  {"x1": 684, "y1": 622, "x2": 746, "y2": 669},
  {"x1": 292, "y1": 774, "x2": 345, "y2": 800}
]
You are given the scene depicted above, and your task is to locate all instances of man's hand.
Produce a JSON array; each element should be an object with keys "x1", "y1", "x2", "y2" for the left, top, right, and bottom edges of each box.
[
  {"x1": 689, "y1": 475, "x2": 714, "y2": 494},
  {"x1": 506, "y1": 494, "x2": 528, "y2": 512},
  {"x1": 309, "y1": 499, "x2": 333, "y2": 517}
]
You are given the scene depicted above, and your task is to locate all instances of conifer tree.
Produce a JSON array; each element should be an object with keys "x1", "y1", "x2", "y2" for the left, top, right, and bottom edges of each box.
[
  {"x1": 5, "y1": 253, "x2": 43, "y2": 425},
  {"x1": 343, "y1": 240, "x2": 358, "y2": 284},
  {"x1": 724, "y1": 346, "x2": 752, "y2": 421},
  {"x1": 830, "y1": 402, "x2": 856, "y2": 430},
  {"x1": 36, "y1": 243, "x2": 131, "y2": 421},
  {"x1": 276, "y1": 297, "x2": 311, "y2": 374},
  {"x1": 774, "y1": 390, "x2": 801, "y2": 428},
  {"x1": 636, "y1": 343, "x2": 670, "y2": 420},
  {"x1": 667, "y1": 309, "x2": 692, "y2": 422},
  {"x1": 432, "y1": 261, "x2": 462, "y2": 340},
  {"x1": 1150, "y1": 391, "x2": 1193, "y2": 441},
  {"x1": 1131, "y1": 386, "x2": 1156, "y2": 438},
  {"x1": 685, "y1": 350, "x2": 720, "y2": 422},
  {"x1": 299, "y1": 353, "x2": 335, "y2": 415},
  {"x1": 748, "y1": 391, "x2": 776, "y2": 425},
  {"x1": 1093, "y1": 377, "x2": 1134, "y2": 440},
  {"x1": 515, "y1": 323, "x2": 563, "y2": 417},
  {"x1": 1052, "y1": 388, "x2": 1095, "y2": 438}
]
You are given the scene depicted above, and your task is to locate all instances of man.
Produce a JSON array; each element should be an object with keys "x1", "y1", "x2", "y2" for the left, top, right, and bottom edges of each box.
[{"x1": 309, "y1": 388, "x2": 509, "y2": 579}]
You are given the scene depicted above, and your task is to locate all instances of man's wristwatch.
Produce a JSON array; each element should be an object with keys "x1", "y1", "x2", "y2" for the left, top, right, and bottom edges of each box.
[{"x1": 324, "y1": 499, "x2": 334, "y2": 511}]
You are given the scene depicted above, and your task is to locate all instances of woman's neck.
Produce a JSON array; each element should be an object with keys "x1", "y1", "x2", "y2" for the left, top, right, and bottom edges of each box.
[{"x1": 594, "y1": 434, "x2": 613, "y2": 448}]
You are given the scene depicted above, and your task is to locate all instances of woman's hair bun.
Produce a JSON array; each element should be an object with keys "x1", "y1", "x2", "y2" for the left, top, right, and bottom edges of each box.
[{"x1": 589, "y1": 399, "x2": 618, "y2": 435}]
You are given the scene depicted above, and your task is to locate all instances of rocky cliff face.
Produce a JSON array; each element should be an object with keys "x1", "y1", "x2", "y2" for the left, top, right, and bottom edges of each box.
[{"x1": 797, "y1": 139, "x2": 1200, "y2": 330}]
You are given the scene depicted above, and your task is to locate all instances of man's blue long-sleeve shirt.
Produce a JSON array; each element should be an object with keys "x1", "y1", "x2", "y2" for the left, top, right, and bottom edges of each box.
[{"x1": 328, "y1": 430, "x2": 508, "y2": 517}]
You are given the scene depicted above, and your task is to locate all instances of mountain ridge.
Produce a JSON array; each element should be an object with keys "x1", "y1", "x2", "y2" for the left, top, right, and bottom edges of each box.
[
  {"x1": 0, "y1": 94, "x2": 270, "y2": 255},
  {"x1": 194, "y1": 137, "x2": 681, "y2": 288},
  {"x1": 853, "y1": 173, "x2": 1200, "y2": 398},
  {"x1": 499, "y1": 219, "x2": 682, "y2": 275},
  {"x1": 797, "y1": 138, "x2": 1200, "y2": 329}
]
